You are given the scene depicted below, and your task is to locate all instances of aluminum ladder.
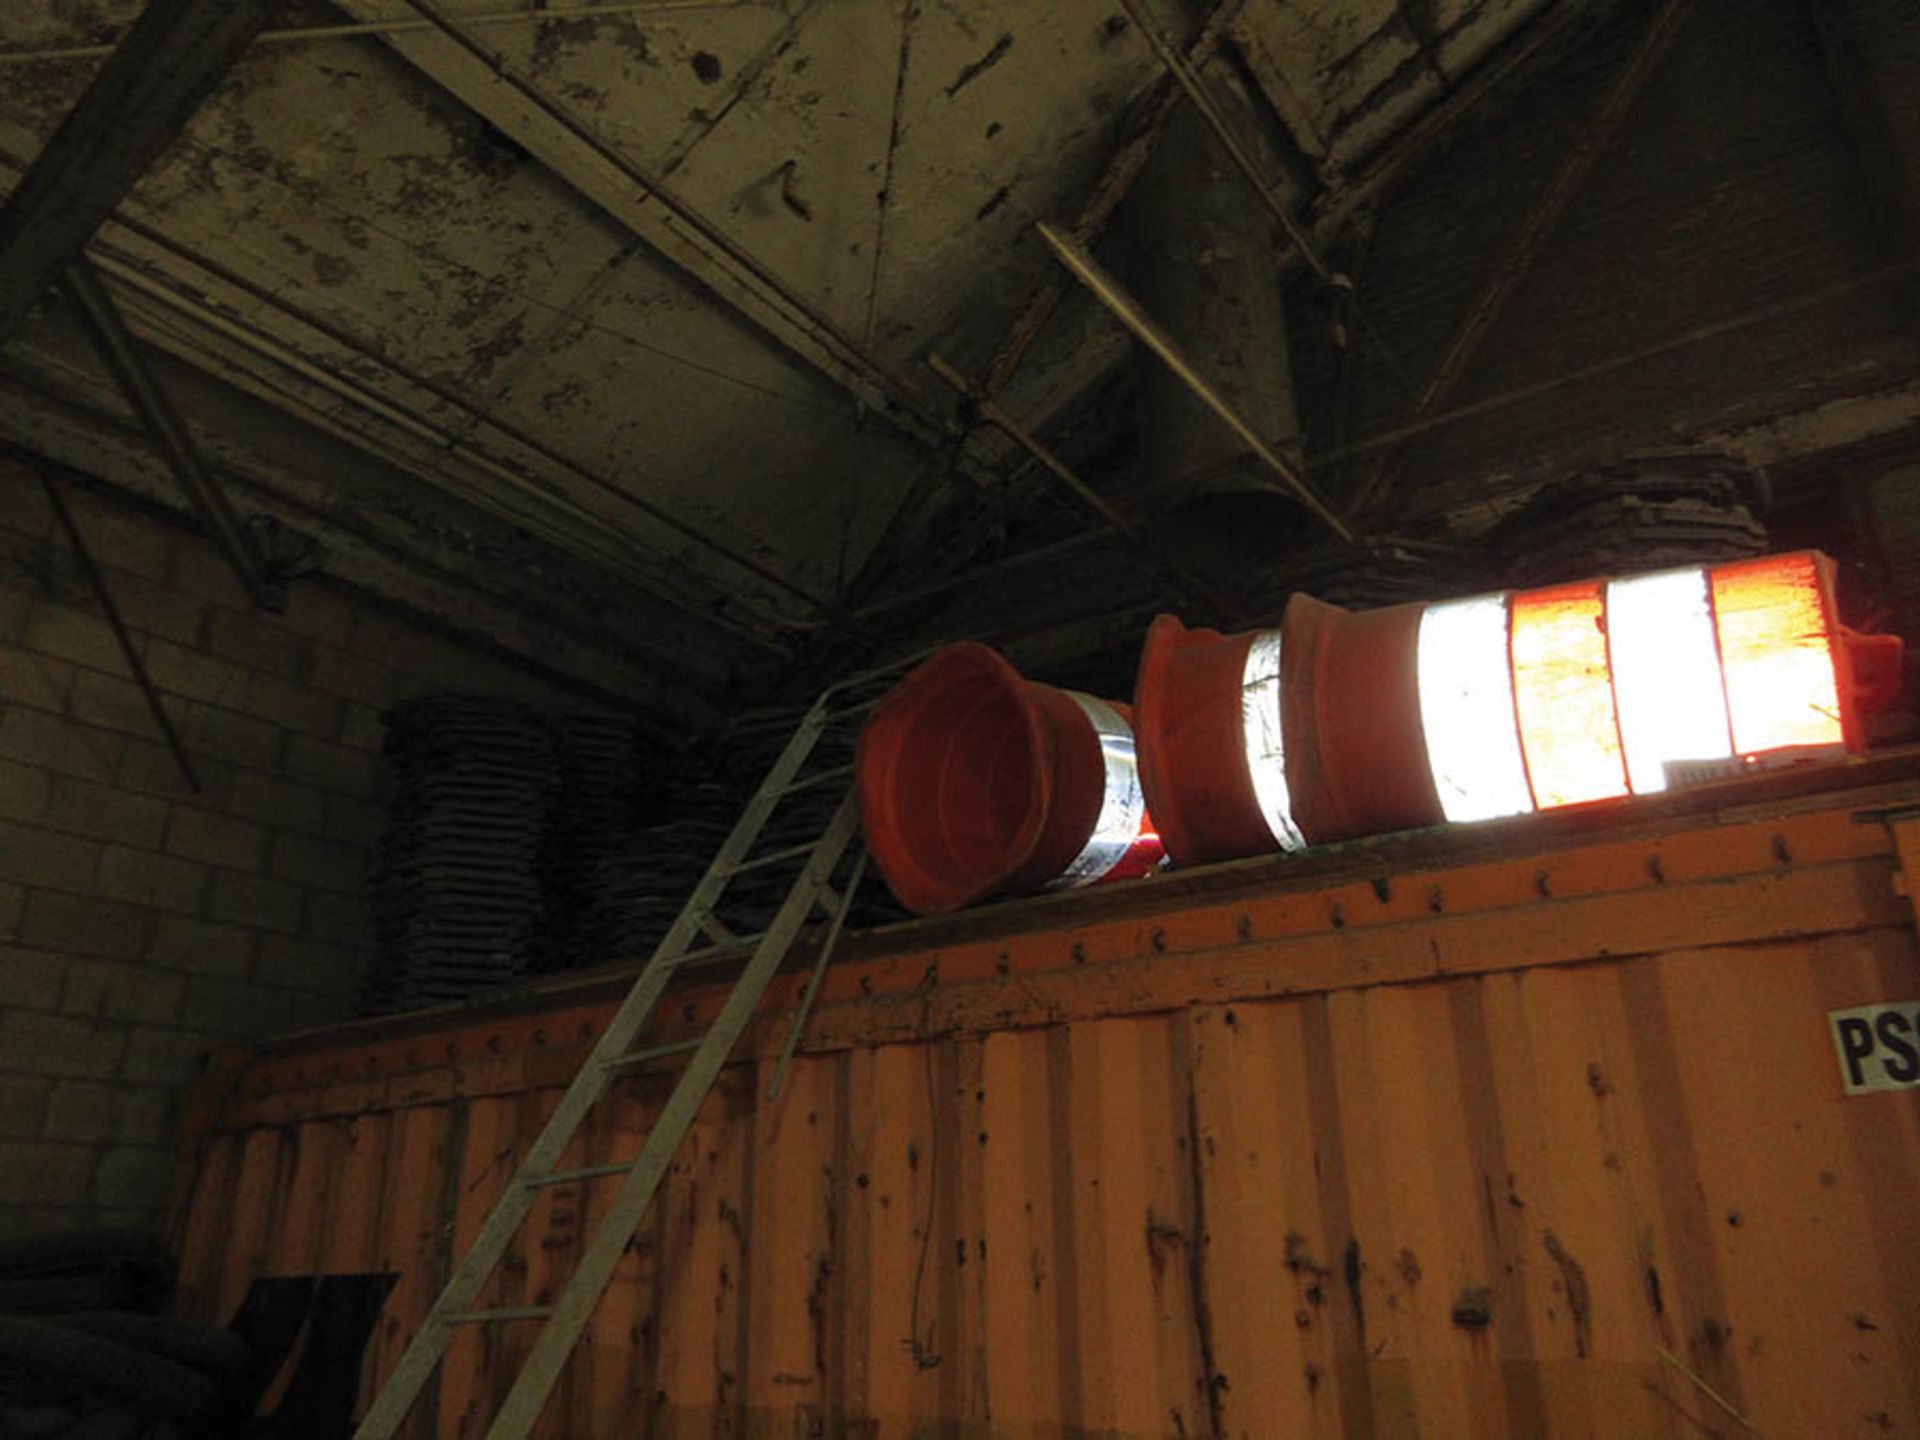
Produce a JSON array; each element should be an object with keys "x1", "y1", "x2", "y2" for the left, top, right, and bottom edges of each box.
[{"x1": 351, "y1": 661, "x2": 902, "y2": 1440}]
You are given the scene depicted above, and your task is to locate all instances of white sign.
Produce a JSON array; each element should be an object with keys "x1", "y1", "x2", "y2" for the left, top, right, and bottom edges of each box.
[{"x1": 1831, "y1": 1002, "x2": 1920, "y2": 1095}]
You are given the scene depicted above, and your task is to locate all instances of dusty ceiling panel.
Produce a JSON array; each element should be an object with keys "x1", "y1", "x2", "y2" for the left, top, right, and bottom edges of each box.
[{"x1": 43, "y1": 0, "x2": 1895, "y2": 708}]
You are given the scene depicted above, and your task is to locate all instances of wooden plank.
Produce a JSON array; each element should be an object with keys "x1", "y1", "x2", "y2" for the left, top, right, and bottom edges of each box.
[
  {"x1": 788, "y1": 860, "x2": 1911, "y2": 1060},
  {"x1": 1465, "y1": 970, "x2": 1604, "y2": 1438},
  {"x1": 1612, "y1": 954, "x2": 1745, "y2": 1429},
  {"x1": 1806, "y1": 926, "x2": 1920, "y2": 1425},
  {"x1": 1322, "y1": 986, "x2": 1479, "y2": 1432},
  {"x1": 213, "y1": 793, "x2": 1911, "y2": 1131}
]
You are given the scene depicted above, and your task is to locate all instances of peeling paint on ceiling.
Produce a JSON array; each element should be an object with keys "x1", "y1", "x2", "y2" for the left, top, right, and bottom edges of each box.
[{"x1": 0, "y1": 0, "x2": 1551, "y2": 659}]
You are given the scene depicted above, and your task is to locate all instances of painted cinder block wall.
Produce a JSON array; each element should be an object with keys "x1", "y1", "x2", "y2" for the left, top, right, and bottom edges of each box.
[{"x1": 0, "y1": 455, "x2": 600, "y2": 1239}]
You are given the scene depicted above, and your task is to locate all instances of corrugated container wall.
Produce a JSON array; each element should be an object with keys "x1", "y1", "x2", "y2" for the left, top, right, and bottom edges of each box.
[{"x1": 172, "y1": 759, "x2": 1920, "y2": 1437}]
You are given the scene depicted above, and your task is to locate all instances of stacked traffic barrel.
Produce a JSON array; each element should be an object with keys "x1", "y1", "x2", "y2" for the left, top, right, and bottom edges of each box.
[
  {"x1": 857, "y1": 643, "x2": 1164, "y2": 913},
  {"x1": 858, "y1": 552, "x2": 1903, "y2": 913}
]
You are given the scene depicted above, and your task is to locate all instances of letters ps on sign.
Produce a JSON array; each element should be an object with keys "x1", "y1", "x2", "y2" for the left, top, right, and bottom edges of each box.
[{"x1": 1830, "y1": 1002, "x2": 1920, "y2": 1095}]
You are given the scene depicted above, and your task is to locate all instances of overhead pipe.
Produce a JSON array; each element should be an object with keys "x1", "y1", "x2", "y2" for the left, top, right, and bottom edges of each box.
[
  {"x1": 1034, "y1": 221, "x2": 1354, "y2": 543},
  {"x1": 1124, "y1": 95, "x2": 1301, "y2": 515},
  {"x1": 925, "y1": 352, "x2": 1241, "y2": 625},
  {"x1": 33, "y1": 460, "x2": 202, "y2": 790},
  {"x1": 858, "y1": 643, "x2": 1164, "y2": 914},
  {"x1": 60, "y1": 255, "x2": 285, "y2": 611},
  {"x1": 1136, "y1": 551, "x2": 1902, "y2": 868},
  {"x1": 1114, "y1": 0, "x2": 1338, "y2": 287}
]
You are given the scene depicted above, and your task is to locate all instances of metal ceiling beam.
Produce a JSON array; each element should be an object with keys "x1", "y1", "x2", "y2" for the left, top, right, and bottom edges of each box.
[
  {"x1": 981, "y1": 0, "x2": 1250, "y2": 398},
  {"x1": 0, "y1": 0, "x2": 283, "y2": 343},
  {"x1": 60, "y1": 255, "x2": 286, "y2": 610},
  {"x1": 0, "y1": 115, "x2": 820, "y2": 645},
  {"x1": 91, "y1": 247, "x2": 796, "y2": 651},
  {"x1": 839, "y1": 0, "x2": 1247, "y2": 622},
  {"x1": 32, "y1": 457, "x2": 202, "y2": 791},
  {"x1": 0, "y1": 2, "x2": 736, "y2": 65},
  {"x1": 1036, "y1": 222, "x2": 1354, "y2": 543},
  {"x1": 83, "y1": 201, "x2": 821, "y2": 635},
  {"x1": 926, "y1": 352, "x2": 1241, "y2": 624},
  {"x1": 0, "y1": 366, "x2": 734, "y2": 728},
  {"x1": 1342, "y1": 0, "x2": 1697, "y2": 522},
  {"x1": 1115, "y1": 0, "x2": 1337, "y2": 288},
  {"x1": 335, "y1": 0, "x2": 959, "y2": 457}
]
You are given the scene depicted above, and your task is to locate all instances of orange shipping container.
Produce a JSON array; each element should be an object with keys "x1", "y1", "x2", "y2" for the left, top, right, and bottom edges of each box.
[{"x1": 173, "y1": 754, "x2": 1920, "y2": 1438}]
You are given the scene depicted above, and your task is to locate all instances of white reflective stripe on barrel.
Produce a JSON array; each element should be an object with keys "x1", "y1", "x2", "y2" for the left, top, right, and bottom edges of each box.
[
  {"x1": 1416, "y1": 594, "x2": 1535, "y2": 823},
  {"x1": 1605, "y1": 565, "x2": 1733, "y2": 794},
  {"x1": 1046, "y1": 693, "x2": 1151, "y2": 889},
  {"x1": 1239, "y1": 630, "x2": 1307, "y2": 852}
]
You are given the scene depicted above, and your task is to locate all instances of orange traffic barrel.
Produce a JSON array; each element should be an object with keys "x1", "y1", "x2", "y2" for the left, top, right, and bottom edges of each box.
[
  {"x1": 1137, "y1": 550, "x2": 1901, "y2": 868},
  {"x1": 858, "y1": 642, "x2": 1164, "y2": 914},
  {"x1": 1134, "y1": 597, "x2": 1442, "y2": 867}
]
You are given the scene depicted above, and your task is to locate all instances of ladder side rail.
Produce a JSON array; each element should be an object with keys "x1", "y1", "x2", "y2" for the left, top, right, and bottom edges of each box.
[
  {"x1": 352, "y1": 701, "x2": 835, "y2": 1439},
  {"x1": 480, "y1": 789, "x2": 864, "y2": 1440}
]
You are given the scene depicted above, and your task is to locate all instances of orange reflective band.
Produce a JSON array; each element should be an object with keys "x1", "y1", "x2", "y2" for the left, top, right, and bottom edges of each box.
[
  {"x1": 1710, "y1": 552, "x2": 1847, "y2": 755},
  {"x1": 1510, "y1": 580, "x2": 1628, "y2": 808}
]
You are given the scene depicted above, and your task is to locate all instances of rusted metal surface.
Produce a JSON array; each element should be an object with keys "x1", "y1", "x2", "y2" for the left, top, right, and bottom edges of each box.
[{"x1": 173, "y1": 757, "x2": 1920, "y2": 1435}]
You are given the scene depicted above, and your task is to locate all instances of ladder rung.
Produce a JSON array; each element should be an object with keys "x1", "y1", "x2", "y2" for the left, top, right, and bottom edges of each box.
[
  {"x1": 827, "y1": 694, "x2": 883, "y2": 720},
  {"x1": 668, "y1": 939, "x2": 761, "y2": 970},
  {"x1": 600, "y1": 1036, "x2": 703, "y2": 1070},
  {"x1": 723, "y1": 841, "x2": 816, "y2": 876},
  {"x1": 778, "y1": 764, "x2": 853, "y2": 796},
  {"x1": 524, "y1": 1161, "x2": 632, "y2": 1189},
  {"x1": 444, "y1": 1306, "x2": 552, "y2": 1325},
  {"x1": 695, "y1": 911, "x2": 737, "y2": 944}
]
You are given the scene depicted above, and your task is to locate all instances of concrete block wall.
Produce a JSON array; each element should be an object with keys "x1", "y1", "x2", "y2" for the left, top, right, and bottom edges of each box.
[{"x1": 0, "y1": 457, "x2": 601, "y2": 1239}]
